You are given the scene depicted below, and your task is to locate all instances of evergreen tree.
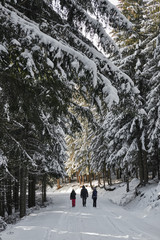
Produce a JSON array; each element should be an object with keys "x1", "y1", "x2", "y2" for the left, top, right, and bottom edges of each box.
[
  {"x1": 0, "y1": 0, "x2": 135, "y2": 217},
  {"x1": 145, "y1": 34, "x2": 160, "y2": 179},
  {"x1": 108, "y1": 0, "x2": 160, "y2": 185}
]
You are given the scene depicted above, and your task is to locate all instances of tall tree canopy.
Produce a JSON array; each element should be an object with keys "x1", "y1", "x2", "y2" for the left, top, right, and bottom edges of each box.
[
  {"x1": 105, "y1": 0, "x2": 160, "y2": 184},
  {"x1": 0, "y1": 0, "x2": 136, "y2": 217},
  {"x1": 0, "y1": 0, "x2": 134, "y2": 172}
]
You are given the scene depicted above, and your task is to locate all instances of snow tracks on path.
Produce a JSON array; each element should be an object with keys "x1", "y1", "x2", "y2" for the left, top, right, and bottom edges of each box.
[{"x1": 1, "y1": 184, "x2": 160, "y2": 240}]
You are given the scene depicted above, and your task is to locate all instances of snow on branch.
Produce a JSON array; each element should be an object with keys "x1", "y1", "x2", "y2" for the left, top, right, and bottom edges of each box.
[
  {"x1": 0, "y1": 7, "x2": 98, "y2": 87},
  {"x1": 98, "y1": 73, "x2": 119, "y2": 107},
  {"x1": 7, "y1": 134, "x2": 37, "y2": 167},
  {"x1": 66, "y1": 2, "x2": 119, "y2": 53},
  {"x1": 0, "y1": 1, "x2": 136, "y2": 112},
  {"x1": 94, "y1": 0, "x2": 132, "y2": 30},
  {"x1": 53, "y1": 0, "x2": 128, "y2": 54},
  {"x1": 56, "y1": 26, "x2": 135, "y2": 106},
  {"x1": 0, "y1": 150, "x2": 8, "y2": 168}
]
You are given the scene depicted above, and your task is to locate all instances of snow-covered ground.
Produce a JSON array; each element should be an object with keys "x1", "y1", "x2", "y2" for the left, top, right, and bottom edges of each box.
[{"x1": 1, "y1": 179, "x2": 160, "y2": 240}]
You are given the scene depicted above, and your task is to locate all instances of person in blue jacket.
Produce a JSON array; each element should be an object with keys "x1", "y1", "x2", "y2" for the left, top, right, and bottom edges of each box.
[{"x1": 92, "y1": 187, "x2": 97, "y2": 207}]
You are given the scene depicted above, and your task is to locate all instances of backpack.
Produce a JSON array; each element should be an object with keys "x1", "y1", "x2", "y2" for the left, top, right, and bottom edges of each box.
[{"x1": 92, "y1": 189, "x2": 97, "y2": 198}]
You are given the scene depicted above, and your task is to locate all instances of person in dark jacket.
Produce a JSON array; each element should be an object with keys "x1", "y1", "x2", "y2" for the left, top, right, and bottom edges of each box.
[
  {"x1": 92, "y1": 187, "x2": 97, "y2": 207},
  {"x1": 80, "y1": 185, "x2": 88, "y2": 207},
  {"x1": 70, "y1": 189, "x2": 76, "y2": 207}
]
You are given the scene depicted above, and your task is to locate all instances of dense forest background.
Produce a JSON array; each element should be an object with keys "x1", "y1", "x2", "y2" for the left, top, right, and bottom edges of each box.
[{"x1": 0, "y1": 0, "x2": 160, "y2": 223}]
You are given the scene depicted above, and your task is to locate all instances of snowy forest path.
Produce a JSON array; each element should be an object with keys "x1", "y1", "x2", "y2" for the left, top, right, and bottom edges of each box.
[{"x1": 0, "y1": 183, "x2": 160, "y2": 240}]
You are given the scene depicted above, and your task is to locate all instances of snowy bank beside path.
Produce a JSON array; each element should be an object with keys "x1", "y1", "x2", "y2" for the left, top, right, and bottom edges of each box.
[
  {"x1": 1, "y1": 179, "x2": 160, "y2": 240},
  {"x1": 100, "y1": 178, "x2": 160, "y2": 231}
]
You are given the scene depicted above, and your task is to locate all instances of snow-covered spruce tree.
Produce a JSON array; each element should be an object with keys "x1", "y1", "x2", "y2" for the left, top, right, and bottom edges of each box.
[
  {"x1": 51, "y1": 0, "x2": 140, "y2": 186},
  {"x1": 108, "y1": 0, "x2": 160, "y2": 185},
  {"x1": 141, "y1": 0, "x2": 160, "y2": 180},
  {"x1": 0, "y1": 0, "x2": 132, "y2": 156},
  {"x1": 90, "y1": 114, "x2": 110, "y2": 187},
  {"x1": 35, "y1": 116, "x2": 67, "y2": 204},
  {"x1": 132, "y1": 0, "x2": 160, "y2": 183},
  {"x1": 65, "y1": 92, "x2": 98, "y2": 187},
  {"x1": 0, "y1": 0, "x2": 134, "y2": 217},
  {"x1": 90, "y1": 83, "x2": 141, "y2": 189},
  {"x1": 145, "y1": 34, "x2": 160, "y2": 180}
]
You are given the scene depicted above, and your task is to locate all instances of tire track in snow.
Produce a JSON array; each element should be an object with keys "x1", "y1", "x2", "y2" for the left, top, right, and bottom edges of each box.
[
  {"x1": 45, "y1": 192, "x2": 84, "y2": 240},
  {"x1": 43, "y1": 227, "x2": 52, "y2": 240},
  {"x1": 1, "y1": 184, "x2": 160, "y2": 240},
  {"x1": 98, "y1": 199, "x2": 158, "y2": 240}
]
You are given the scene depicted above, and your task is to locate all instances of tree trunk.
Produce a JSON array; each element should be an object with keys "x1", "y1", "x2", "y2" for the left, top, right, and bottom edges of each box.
[
  {"x1": 42, "y1": 175, "x2": 47, "y2": 205},
  {"x1": 135, "y1": 167, "x2": 139, "y2": 179},
  {"x1": 156, "y1": 142, "x2": 160, "y2": 180},
  {"x1": 103, "y1": 163, "x2": 106, "y2": 188},
  {"x1": 136, "y1": 120, "x2": 144, "y2": 185},
  {"x1": 82, "y1": 175, "x2": 84, "y2": 184},
  {"x1": 98, "y1": 173, "x2": 101, "y2": 186},
  {"x1": 13, "y1": 169, "x2": 19, "y2": 211},
  {"x1": 89, "y1": 172, "x2": 93, "y2": 189},
  {"x1": 79, "y1": 175, "x2": 81, "y2": 185},
  {"x1": 158, "y1": 150, "x2": 160, "y2": 180},
  {"x1": 125, "y1": 163, "x2": 129, "y2": 192},
  {"x1": 86, "y1": 174, "x2": 89, "y2": 183},
  {"x1": 20, "y1": 166, "x2": 27, "y2": 218},
  {"x1": 116, "y1": 168, "x2": 122, "y2": 180},
  {"x1": 76, "y1": 171, "x2": 79, "y2": 183},
  {"x1": 68, "y1": 177, "x2": 71, "y2": 183},
  {"x1": 6, "y1": 178, "x2": 12, "y2": 215},
  {"x1": 138, "y1": 146, "x2": 144, "y2": 185},
  {"x1": 0, "y1": 181, "x2": 5, "y2": 217},
  {"x1": 57, "y1": 178, "x2": 60, "y2": 189},
  {"x1": 28, "y1": 174, "x2": 36, "y2": 208},
  {"x1": 143, "y1": 150, "x2": 148, "y2": 184},
  {"x1": 107, "y1": 168, "x2": 112, "y2": 186}
]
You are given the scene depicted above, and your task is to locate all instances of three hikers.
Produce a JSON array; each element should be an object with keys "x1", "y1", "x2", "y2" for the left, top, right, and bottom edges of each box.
[{"x1": 70, "y1": 186, "x2": 97, "y2": 207}]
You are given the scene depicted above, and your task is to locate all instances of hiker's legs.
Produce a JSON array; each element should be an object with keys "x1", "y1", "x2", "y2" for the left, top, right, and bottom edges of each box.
[{"x1": 72, "y1": 199, "x2": 75, "y2": 207}]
